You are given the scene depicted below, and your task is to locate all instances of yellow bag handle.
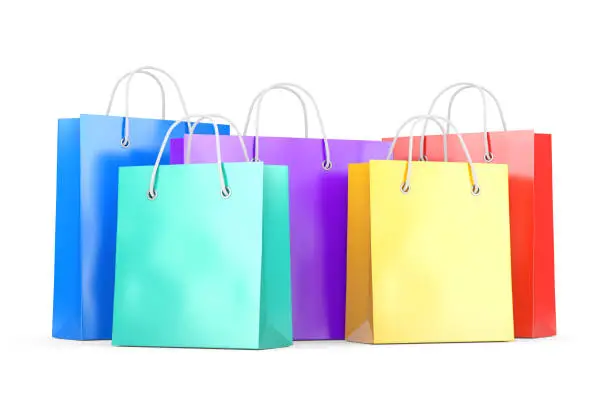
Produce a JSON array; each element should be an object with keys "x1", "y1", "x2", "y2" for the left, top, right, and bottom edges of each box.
[{"x1": 386, "y1": 115, "x2": 481, "y2": 196}]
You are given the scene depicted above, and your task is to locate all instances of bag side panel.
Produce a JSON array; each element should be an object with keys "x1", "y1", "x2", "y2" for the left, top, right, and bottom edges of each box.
[
  {"x1": 52, "y1": 118, "x2": 83, "y2": 339},
  {"x1": 533, "y1": 134, "x2": 557, "y2": 337},
  {"x1": 259, "y1": 165, "x2": 293, "y2": 349},
  {"x1": 345, "y1": 163, "x2": 374, "y2": 344}
]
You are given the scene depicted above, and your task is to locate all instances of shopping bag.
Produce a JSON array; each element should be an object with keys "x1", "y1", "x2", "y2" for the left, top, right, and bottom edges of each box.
[
  {"x1": 52, "y1": 67, "x2": 229, "y2": 340},
  {"x1": 347, "y1": 115, "x2": 514, "y2": 344},
  {"x1": 111, "y1": 115, "x2": 292, "y2": 349},
  {"x1": 170, "y1": 83, "x2": 391, "y2": 340},
  {"x1": 383, "y1": 83, "x2": 556, "y2": 338}
]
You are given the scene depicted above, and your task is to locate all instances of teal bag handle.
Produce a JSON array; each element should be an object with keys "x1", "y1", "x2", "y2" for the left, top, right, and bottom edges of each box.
[
  {"x1": 185, "y1": 114, "x2": 249, "y2": 164},
  {"x1": 148, "y1": 114, "x2": 250, "y2": 201}
]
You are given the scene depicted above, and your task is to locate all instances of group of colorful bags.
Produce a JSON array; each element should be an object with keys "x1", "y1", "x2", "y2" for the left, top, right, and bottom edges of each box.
[{"x1": 52, "y1": 67, "x2": 556, "y2": 349}]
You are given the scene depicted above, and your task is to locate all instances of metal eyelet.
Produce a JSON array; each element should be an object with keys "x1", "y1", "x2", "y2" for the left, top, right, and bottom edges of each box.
[
  {"x1": 471, "y1": 184, "x2": 481, "y2": 196},
  {"x1": 221, "y1": 187, "x2": 232, "y2": 199},
  {"x1": 400, "y1": 181, "x2": 411, "y2": 194},
  {"x1": 250, "y1": 158, "x2": 261, "y2": 163},
  {"x1": 322, "y1": 160, "x2": 333, "y2": 170},
  {"x1": 484, "y1": 152, "x2": 494, "y2": 163},
  {"x1": 147, "y1": 190, "x2": 158, "y2": 200},
  {"x1": 120, "y1": 137, "x2": 130, "y2": 148}
]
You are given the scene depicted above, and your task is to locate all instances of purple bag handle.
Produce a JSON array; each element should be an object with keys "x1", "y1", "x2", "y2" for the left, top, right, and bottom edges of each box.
[{"x1": 243, "y1": 83, "x2": 332, "y2": 170}]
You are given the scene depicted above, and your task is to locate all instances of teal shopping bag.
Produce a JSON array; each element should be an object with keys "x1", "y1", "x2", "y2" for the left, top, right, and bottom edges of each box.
[{"x1": 112, "y1": 115, "x2": 293, "y2": 349}]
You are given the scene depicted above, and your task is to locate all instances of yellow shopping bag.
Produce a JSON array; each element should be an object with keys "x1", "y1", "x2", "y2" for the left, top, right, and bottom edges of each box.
[{"x1": 346, "y1": 115, "x2": 514, "y2": 344}]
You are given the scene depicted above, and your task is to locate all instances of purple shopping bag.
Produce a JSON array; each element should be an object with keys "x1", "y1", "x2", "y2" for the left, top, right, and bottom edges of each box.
[{"x1": 170, "y1": 84, "x2": 391, "y2": 340}]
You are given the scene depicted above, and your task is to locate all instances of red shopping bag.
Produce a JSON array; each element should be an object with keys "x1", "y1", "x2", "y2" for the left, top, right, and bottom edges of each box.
[{"x1": 383, "y1": 83, "x2": 556, "y2": 338}]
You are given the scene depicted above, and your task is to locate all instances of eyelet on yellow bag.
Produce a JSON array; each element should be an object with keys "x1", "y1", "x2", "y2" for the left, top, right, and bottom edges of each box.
[{"x1": 346, "y1": 115, "x2": 514, "y2": 344}]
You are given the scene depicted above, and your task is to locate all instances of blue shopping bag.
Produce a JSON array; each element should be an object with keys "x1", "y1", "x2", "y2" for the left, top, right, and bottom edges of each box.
[{"x1": 52, "y1": 67, "x2": 230, "y2": 340}]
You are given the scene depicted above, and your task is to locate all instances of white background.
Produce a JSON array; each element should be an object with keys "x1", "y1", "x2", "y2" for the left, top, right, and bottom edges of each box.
[{"x1": 1, "y1": 1, "x2": 611, "y2": 396}]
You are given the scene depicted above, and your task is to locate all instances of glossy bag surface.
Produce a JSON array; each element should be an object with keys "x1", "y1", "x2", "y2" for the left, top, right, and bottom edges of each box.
[
  {"x1": 111, "y1": 161, "x2": 292, "y2": 349},
  {"x1": 383, "y1": 130, "x2": 556, "y2": 338},
  {"x1": 346, "y1": 160, "x2": 514, "y2": 344},
  {"x1": 171, "y1": 135, "x2": 391, "y2": 340},
  {"x1": 52, "y1": 115, "x2": 228, "y2": 340}
]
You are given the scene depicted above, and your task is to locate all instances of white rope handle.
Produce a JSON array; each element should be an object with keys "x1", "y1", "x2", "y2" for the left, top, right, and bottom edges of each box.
[
  {"x1": 123, "y1": 66, "x2": 190, "y2": 148},
  {"x1": 244, "y1": 84, "x2": 309, "y2": 141},
  {"x1": 148, "y1": 114, "x2": 243, "y2": 200},
  {"x1": 386, "y1": 117, "x2": 450, "y2": 162},
  {"x1": 388, "y1": 115, "x2": 480, "y2": 195},
  {"x1": 446, "y1": 84, "x2": 507, "y2": 162},
  {"x1": 422, "y1": 82, "x2": 507, "y2": 162},
  {"x1": 244, "y1": 83, "x2": 331, "y2": 170},
  {"x1": 185, "y1": 114, "x2": 249, "y2": 164},
  {"x1": 106, "y1": 70, "x2": 166, "y2": 119},
  {"x1": 420, "y1": 83, "x2": 485, "y2": 161}
]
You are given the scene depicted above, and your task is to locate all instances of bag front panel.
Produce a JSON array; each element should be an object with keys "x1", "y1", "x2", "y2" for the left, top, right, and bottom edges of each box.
[
  {"x1": 369, "y1": 160, "x2": 514, "y2": 343},
  {"x1": 112, "y1": 162, "x2": 265, "y2": 349}
]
